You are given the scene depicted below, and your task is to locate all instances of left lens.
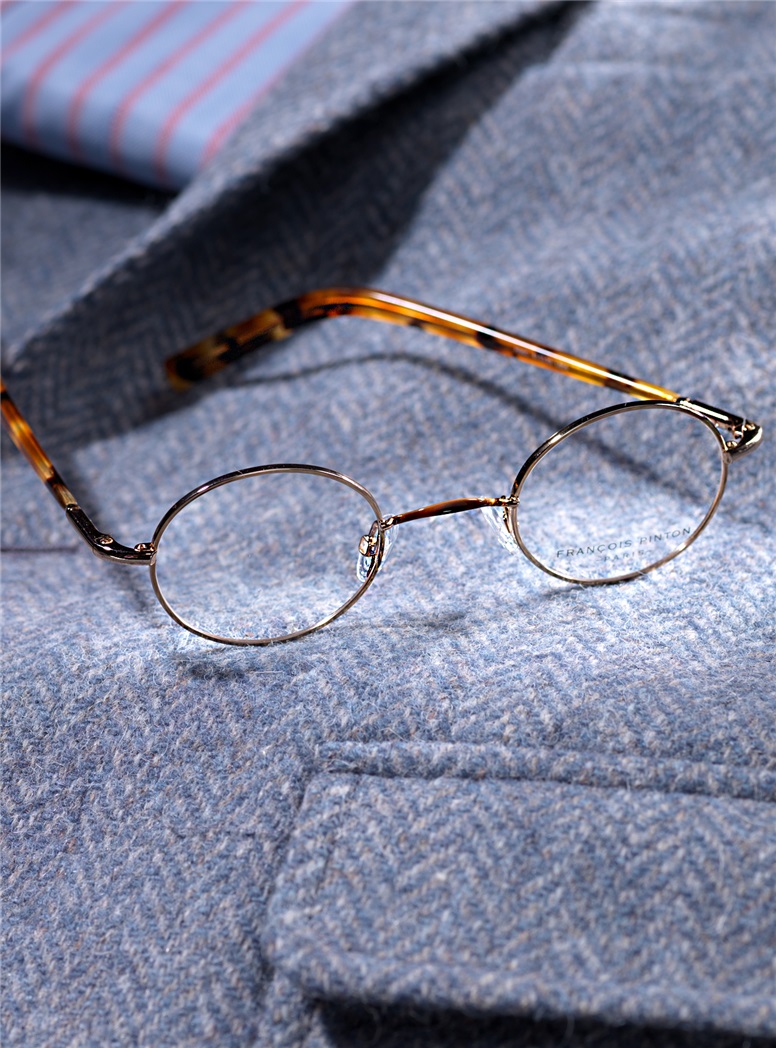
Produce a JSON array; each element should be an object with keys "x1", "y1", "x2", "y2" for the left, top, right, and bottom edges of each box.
[
  {"x1": 151, "y1": 466, "x2": 382, "y2": 644},
  {"x1": 512, "y1": 403, "x2": 727, "y2": 583}
]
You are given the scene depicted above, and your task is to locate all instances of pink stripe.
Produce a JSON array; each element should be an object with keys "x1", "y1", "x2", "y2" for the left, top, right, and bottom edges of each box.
[
  {"x1": 153, "y1": 0, "x2": 309, "y2": 183},
  {"x1": 202, "y1": 64, "x2": 285, "y2": 167},
  {"x1": 108, "y1": 0, "x2": 246, "y2": 171},
  {"x1": 201, "y1": 1, "x2": 350, "y2": 168},
  {"x1": 20, "y1": 1, "x2": 127, "y2": 147},
  {"x1": 1, "y1": 0, "x2": 75, "y2": 63},
  {"x1": 65, "y1": 0, "x2": 185, "y2": 160}
]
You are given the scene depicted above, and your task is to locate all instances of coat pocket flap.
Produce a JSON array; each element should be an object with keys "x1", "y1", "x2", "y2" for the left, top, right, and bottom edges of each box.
[{"x1": 264, "y1": 745, "x2": 776, "y2": 1036}]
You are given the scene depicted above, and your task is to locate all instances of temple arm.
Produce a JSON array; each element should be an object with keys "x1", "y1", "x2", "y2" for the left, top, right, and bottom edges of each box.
[
  {"x1": 167, "y1": 287, "x2": 680, "y2": 400},
  {"x1": 0, "y1": 382, "x2": 153, "y2": 562},
  {"x1": 0, "y1": 287, "x2": 762, "y2": 537},
  {"x1": 165, "y1": 287, "x2": 761, "y2": 453}
]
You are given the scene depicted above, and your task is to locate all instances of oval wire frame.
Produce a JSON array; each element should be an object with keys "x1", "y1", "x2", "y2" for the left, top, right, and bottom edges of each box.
[
  {"x1": 507, "y1": 401, "x2": 729, "y2": 585},
  {"x1": 149, "y1": 464, "x2": 385, "y2": 645}
]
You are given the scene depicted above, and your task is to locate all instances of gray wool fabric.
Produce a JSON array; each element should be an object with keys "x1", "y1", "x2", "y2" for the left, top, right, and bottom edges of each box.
[{"x1": 2, "y1": 3, "x2": 775, "y2": 1046}]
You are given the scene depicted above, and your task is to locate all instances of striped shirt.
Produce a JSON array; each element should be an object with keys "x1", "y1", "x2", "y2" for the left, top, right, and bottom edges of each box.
[{"x1": 1, "y1": 0, "x2": 353, "y2": 189}]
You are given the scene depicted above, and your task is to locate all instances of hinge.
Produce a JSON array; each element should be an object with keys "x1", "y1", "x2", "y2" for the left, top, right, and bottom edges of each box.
[{"x1": 679, "y1": 399, "x2": 763, "y2": 458}]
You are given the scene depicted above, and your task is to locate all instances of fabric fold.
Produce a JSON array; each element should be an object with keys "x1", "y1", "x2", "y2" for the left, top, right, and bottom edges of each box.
[
  {"x1": 264, "y1": 744, "x2": 776, "y2": 1038},
  {"x1": 2, "y1": 0, "x2": 546, "y2": 371}
]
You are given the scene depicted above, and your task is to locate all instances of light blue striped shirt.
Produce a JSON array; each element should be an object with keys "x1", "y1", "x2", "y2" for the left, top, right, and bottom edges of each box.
[{"x1": 1, "y1": 0, "x2": 353, "y2": 189}]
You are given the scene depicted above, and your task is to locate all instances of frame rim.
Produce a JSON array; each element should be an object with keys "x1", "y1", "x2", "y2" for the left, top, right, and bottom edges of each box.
[
  {"x1": 507, "y1": 400, "x2": 730, "y2": 586},
  {"x1": 149, "y1": 463, "x2": 385, "y2": 645}
]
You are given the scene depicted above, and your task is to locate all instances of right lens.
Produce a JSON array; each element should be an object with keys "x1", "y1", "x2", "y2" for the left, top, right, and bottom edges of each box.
[
  {"x1": 151, "y1": 467, "x2": 382, "y2": 644},
  {"x1": 513, "y1": 403, "x2": 727, "y2": 583}
]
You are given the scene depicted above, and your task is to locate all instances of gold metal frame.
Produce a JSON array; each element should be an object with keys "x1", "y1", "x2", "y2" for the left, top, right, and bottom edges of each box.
[
  {"x1": 1, "y1": 287, "x2": 763, "y2": 645},
  {"x1": 149, "y1": 464, "x2": 385, "y2": 646},
  {"x1": 507, "y1": 400, "x2": 730, "y2": 585}
]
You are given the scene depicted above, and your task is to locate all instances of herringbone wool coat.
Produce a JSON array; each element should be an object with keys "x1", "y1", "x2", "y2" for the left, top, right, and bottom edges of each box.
[{"x1": 2, "y1": 3, "x2": 774, "y2": 1045}]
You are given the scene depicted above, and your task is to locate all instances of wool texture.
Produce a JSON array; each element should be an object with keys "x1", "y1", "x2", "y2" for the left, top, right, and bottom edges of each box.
[{"x1": 2, "y1": 3, "x2": 775, "y2": 1046}]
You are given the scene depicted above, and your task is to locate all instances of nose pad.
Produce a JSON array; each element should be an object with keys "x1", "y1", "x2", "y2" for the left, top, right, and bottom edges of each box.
[
  {"x1": 356, "y1": 525, "x2": 396, "y2": 582},
  {"x1": 480, "y1": 504, "x2": 520, "y2": 554}
]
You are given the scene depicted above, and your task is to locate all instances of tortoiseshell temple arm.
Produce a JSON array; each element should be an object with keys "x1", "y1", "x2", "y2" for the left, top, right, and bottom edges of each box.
[
  {"x1": 166, "y1": 288, "x2": 762, "y2": 456},
  {"x1": 0, "y1": 289, "x2": 762, "y2": 563},
  {"x1": 0, "y1": 382, "x2": 153, "y2": 563}
]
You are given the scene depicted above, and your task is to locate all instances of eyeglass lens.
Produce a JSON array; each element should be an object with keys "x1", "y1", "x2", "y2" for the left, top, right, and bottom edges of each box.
[
  {"x1": 152, "y1": 470, "x2": 379, "y2": 643},
  {"x1": 514, "y1": 405, "x2": 726, "y2": 583}
]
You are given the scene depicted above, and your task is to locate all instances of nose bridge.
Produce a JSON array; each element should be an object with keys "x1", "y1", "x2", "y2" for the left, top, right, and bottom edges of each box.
[
  {"x1": 380, "y1": 495, "x2": 513, "y2": 530},
  {"x1": 357, "y1": 494, "x2": 516, "y2": 582}
]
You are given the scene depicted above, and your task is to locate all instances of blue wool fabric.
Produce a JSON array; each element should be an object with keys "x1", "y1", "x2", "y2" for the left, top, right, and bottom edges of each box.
[
  {"x1": 2, "y1": 2, "x2": 775, "y2": 1046},
  {"x1": 0, "y1": 0, "x2": 352, "y2": 189}
]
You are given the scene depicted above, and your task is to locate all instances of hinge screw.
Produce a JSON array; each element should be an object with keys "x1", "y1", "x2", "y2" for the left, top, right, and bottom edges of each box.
[{"x1": 97, "y1": 535, "x2": 114, "y2": 545}]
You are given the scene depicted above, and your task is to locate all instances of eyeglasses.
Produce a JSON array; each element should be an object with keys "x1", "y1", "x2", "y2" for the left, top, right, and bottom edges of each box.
[{"x1": 2, "y1": 288, "x2": 762, "y2": 646}]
